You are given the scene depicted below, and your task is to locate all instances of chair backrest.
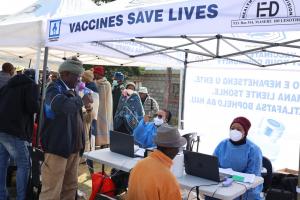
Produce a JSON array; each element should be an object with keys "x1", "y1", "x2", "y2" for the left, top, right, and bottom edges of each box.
[
  {"x1": 262, "y1": 156, "x2": 273, "y2": 192},
  {"x1": 182, "y1": 132, "x2": 199, "y2": 152}
]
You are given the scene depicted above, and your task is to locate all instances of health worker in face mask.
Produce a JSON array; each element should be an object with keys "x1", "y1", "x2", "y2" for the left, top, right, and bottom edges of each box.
[
  {"x1": 133, "y1": 109, "x2": 172, "y2": 148},
  {"x1": 212, "y1": 116, "x2": 263, "y2": 200}
]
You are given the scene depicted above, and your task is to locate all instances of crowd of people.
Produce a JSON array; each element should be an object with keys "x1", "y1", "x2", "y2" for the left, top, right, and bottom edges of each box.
[{"x1": 0, "y1": 57, "x2": 264, "y2": 200}]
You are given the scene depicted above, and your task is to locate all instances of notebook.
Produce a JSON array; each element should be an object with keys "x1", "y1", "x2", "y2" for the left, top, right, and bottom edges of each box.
[{"x1": 183, "y1": 150, "x2": 228, "y2": 182}]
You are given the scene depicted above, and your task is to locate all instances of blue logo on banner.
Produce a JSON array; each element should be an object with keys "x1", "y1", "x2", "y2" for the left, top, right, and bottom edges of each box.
[{"x1": 49, "y1": 19, "x2": 61, "y2": 40}]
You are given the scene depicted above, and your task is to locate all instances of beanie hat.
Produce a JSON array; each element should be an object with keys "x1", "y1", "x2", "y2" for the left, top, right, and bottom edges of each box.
[
  {"x1": 82, "y1": 70, "x2": 94, "y2": 82},
  {"x1": 58, "y1": 56, "x2": 84, "y2": 75},
  {"x1": 113, "y1": 72, "x2": 124, "y2": 81},
  {"x1": 93, "y1": 66, "x2": 105, "y2": 76},
  {"x1": 230, "y1": 116, "x2": 251, "y2": 135}
]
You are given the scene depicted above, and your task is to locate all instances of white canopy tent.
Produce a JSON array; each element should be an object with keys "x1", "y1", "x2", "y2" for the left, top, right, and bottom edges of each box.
[
  {"x1": 0, "y1": 0, "x2": 169, "y2": 73},
  {"x1": 45, "y1": 0, "x2": 300, "y2": 68},
  {"x1": 0, "y1": 0, "x2": 103, "y2": 81},
  {"x1": 44, "y1": 0, "x2": 300, "y2": 170},
  {"x1": 45, "y1": 0, "x2": 300, "y2": 122}
]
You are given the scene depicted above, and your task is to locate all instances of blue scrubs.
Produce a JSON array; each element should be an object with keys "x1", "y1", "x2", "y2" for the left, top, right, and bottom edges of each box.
[
  {"x1": 133, "y1": 119, "x2": 157, "y2": 148},
  {"x1": 214, "y1": 139, "x2": 263, "y2": 200}
]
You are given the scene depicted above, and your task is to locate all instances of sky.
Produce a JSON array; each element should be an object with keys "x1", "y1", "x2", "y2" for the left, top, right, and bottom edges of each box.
[{"x1": 0, "y1": 0, "x2": 36, "y2": 15}]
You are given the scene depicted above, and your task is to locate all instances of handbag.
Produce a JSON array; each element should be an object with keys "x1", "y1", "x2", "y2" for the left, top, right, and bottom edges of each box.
[{"x1": 90, "y1": 172, "x2": 116, "y2": 200}]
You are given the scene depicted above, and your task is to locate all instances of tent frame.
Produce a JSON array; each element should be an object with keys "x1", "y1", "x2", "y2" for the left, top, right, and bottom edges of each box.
[{"x1": 43, "y1": 33, "x2": 300, "y2": 128}]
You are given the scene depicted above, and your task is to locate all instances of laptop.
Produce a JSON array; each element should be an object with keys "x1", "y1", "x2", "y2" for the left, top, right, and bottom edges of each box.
[
  {"x1": 110, "y1": 130, "x2": 144, "y2": 158},
  {"x1": 183, "y1": 150, "x2": 228, "y2": 182}
]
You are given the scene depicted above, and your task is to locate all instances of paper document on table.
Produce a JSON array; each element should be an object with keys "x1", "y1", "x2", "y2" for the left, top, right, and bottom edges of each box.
[
  {"x1": 134, "y1": 148, "x2": 145, "y2": 157},
  {"x1": 219, "y1": 168, "x2": 255, "y2": 183}
]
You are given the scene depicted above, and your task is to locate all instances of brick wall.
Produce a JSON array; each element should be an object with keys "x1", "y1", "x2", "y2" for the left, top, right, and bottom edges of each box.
[{"x1": 131, "y1": 69, "x2": 180, "y2": 125}]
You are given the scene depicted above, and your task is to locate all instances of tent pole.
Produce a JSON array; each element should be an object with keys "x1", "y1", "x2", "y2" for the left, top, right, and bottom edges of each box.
[
  {"x1": 34, "y1": 45, "x2": 41, "y2": 83},
  {"x1": 298, "y1": 145, "x2": 300, "y2": 199},
  {"x1": 180, "y1": 51, "x2": 188, "y2": 129},
  {"x1": 36, "y1": 47, "x2": 48, "y2": 146},
  {"x1": 28, "y1": 59, "x2": 32, "y2": 68}
]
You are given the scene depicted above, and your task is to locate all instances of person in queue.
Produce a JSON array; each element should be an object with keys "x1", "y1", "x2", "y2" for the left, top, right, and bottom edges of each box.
[
  {"x1": 127, "y1": 124, "x2": 186, "y2": 200},
  {"x1": 40, "y1": 56, "x2": 93, "y2": 199},
  {"x1": 113, "y1": 82, "x2": 144, "y2": 134},
  {"x1": 207, "y1": 116, "x2": 263, "y2": 200}
]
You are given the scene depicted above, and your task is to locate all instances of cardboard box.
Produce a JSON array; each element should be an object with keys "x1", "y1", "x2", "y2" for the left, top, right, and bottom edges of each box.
[{"x1": 276, "y1": 168, "x2": 299, "y2": 176}]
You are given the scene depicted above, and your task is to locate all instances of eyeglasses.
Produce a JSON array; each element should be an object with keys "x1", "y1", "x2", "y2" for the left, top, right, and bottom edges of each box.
[{"x1": 154, "y1": 114, "x2": 163, "y2": 119}]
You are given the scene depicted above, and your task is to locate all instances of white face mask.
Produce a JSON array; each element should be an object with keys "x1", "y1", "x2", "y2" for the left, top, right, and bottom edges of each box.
[
  {"x1": 229, "y1": 129, "x2": 243, "y2": 142},
  {"x1": 153, "y1": 117, "x2": 164, "y2": 126},
  {"x1": 127, "y1": 89, "x2": 134, "y2": 96},
  {"x1": 112, "y1": 80, "x2": 118, "y2": 86}
]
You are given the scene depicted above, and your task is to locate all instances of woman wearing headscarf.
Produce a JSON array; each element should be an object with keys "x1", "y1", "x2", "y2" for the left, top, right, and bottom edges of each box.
[{"x1": 208, "y1": 116, "x2": 263, "y2": 200}]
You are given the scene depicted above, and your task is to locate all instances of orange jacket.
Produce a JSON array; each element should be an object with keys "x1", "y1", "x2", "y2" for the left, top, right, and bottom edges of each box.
[{"x1": 127, "y1": 150, "x2": 181, "y2": 200}]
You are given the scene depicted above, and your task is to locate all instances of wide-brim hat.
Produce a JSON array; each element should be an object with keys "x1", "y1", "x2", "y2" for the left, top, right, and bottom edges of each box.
[
  {"x1": 138, "y1": 86, "x2": 148, "y2": 94},
  {"x1": 154, "y1": 124, "x2": 186, "y2": 148}
]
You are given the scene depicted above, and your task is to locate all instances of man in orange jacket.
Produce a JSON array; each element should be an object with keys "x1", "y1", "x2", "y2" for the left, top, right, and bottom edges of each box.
[{"x1": 127, "y1": 124, "x2": 186, "y2": 200}]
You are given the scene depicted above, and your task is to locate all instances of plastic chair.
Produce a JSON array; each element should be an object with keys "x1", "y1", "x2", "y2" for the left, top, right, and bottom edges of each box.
[
  {"x1": 262, "y1": 156, "x2": 273, "y2": 193},
  {"x1": 182, "y1": 132, "x2": 200, "y2": 152}
]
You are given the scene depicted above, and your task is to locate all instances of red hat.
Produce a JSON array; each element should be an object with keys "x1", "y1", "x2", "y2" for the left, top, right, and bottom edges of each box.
[
  {"x1": 93, "y1": 66, "x2": 105, "y2": 76},
  {"x1": 230, "y1": 116, "x2": 251, "y2": 135}
]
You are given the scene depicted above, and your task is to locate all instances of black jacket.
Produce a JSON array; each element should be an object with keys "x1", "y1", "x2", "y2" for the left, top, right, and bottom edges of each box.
[
  {"x1": 41, "y1": 79, "x2": 85, "y2": 158},
  {"x1": 112, "y1": 84, "x2": 124, "y2": 118},
  {"x1": 0, "y1": 74, "x2": 39, "y2": 141}
]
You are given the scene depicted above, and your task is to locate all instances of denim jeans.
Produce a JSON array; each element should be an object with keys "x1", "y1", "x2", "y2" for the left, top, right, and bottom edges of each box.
[{"x1": 0, "y1": 132, "x2": 30, "y2": 200}]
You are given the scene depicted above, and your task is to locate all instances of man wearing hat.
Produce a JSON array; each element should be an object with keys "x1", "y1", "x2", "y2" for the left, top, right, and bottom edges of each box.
[
  {"x1": 138, "y1": 86, "x2": 159, "y2": 117},
  {"x1": 112, "y1": 72, "x2": 125, "y2": 118},
  {"x1": 127, "y1": 124, "x2": 186, "y2": 200},
  {"x1": 40, "y1": 56, "x2": 93, "y2": 199},
  {"x1": 210, "y1": 116, "x2": 263, "y2": 200},
  {"x1": 93, "y1": 66, "x2": 113, "y2": 147}
]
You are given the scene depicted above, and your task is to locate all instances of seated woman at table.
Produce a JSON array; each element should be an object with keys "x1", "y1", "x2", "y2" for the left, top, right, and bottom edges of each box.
[
  {"x1": 206, "y1": 116, "x2": 263, "y2": 200},
  {"x1": 133, "y1": 109, "x2": 172, "y2": 148}
]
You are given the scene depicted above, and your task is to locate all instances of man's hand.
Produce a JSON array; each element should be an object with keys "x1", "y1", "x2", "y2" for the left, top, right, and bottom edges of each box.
[
  {"x1": 144, "y1": 115, "x2": 150, "y2": 123},
  {"x1": 82, "y1": 94, "x2": 93, "y2": 106}
]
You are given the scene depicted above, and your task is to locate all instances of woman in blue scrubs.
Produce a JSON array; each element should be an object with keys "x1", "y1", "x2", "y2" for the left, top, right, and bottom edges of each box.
[{"x1": 208, "y1": 116, "x2": 263, "y2": 200}]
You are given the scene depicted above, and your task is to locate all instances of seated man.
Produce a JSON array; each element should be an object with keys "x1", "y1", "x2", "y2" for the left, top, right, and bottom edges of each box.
[
  {"x1": 133, "y1": 109, "x2": 172, "y2": 148},
  {"x1": 127, "y1": 125, "x2": 186, "y2": 200}
]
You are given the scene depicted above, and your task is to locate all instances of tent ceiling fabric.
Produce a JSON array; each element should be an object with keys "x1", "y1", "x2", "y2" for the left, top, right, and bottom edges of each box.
[
  {"x1": 46, "y1": 0, "x2": 300, "y2": 68},
  {"x1": 0, "y1": 0, "x2": 98, "y2": 47}
]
